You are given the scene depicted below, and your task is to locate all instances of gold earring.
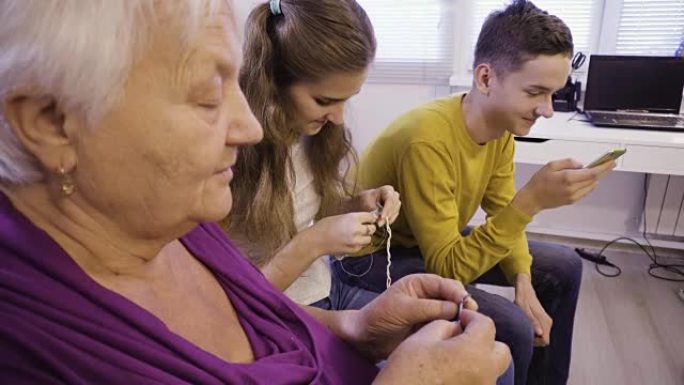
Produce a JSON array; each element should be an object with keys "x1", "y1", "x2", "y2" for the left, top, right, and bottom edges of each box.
[{"x1": 58, "y1": 165, "x2": 75, "y2": 196}]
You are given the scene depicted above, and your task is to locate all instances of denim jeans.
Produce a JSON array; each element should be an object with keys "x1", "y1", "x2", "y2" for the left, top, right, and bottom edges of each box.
[
  {"x1": 333, "y1": 240, "x2": 583, "y2": 385},
  {"x1": 309, "y1": 261, "x2": 380, "y2": 310}
]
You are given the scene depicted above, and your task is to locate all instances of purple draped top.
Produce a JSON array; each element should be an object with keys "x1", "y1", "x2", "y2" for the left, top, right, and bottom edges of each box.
[{"x1": 0, "y1": 193, "x2": 378, "y2": 384}]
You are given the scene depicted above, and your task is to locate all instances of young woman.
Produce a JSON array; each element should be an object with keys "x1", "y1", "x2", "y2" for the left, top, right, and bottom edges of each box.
[{"x1": 223, "y1": 0, "x2": 401, "y2": 310}]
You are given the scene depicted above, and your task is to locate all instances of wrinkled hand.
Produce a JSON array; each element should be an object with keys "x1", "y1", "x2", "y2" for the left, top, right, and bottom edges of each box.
[
  {"x1": 352, "y1": 186, "x2": 401, "y2": 226},
  {"x1": 513, "y1": 158, "x2": 615, "y2": 216},
  {"x1": 373, "y1": 311, "x2": 512, "y2": 385},
  {"x1": 307, "y1": 212, "x2": 378, "y2": 256},
  {"x1": 348, "y1": 274, "x2": 477, "y2": 361},
  {"x1": 514, "y1": 274, "x2": 552, "y2": 347}
]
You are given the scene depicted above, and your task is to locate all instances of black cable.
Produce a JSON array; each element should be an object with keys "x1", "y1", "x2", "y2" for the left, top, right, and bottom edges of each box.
[
  {"x1": 639, "y1": 174, "x2": 684, "y2": 281},
  {"x1": 576, "y1": 174, "x2": 684, "y2": 282},
  {"x1": 576, "y1": 247, "x2": 621, "y2": 277}
]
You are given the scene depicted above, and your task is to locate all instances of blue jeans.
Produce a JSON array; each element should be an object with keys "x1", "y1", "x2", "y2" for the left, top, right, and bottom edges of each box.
[
  {"x1": 333, "y1": 240, "x2": 583, "y2": 385},
  {"x1": 310, "y1": 262, "x2": 380, "y2": 310}
]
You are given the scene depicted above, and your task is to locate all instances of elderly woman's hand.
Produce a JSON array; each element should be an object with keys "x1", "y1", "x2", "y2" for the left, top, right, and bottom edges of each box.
[
  {"x1": 344, "y1": 274, "x2": 477, "y2": 361},
  {"x1": 373, "y1": 311, "x2": 511, "y2": 385}
]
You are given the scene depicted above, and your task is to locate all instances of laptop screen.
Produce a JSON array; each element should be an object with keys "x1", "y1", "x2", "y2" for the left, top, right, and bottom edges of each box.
[{"x1": 584, "y1": 55, "x2": 684, "y2": 114}]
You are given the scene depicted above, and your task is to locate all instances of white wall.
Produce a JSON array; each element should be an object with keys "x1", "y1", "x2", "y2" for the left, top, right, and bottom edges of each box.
[
  {"x1": 233, "y1": 0, "x2": 262, "y2": 34},
  {"x1": 346, "y1": 84, "x2": 451, "y2": 150}
]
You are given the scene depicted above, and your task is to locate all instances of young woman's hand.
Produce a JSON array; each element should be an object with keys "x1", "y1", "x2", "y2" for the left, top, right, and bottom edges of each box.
[
  {"x1": 305, "y1": 212, "x2": 379, "y2": 256},
  {"x1": 352, "y1": 185, "x2": 401, "y2": 226}
]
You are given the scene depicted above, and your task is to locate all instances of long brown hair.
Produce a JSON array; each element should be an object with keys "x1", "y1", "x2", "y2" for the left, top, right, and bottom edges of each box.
[{"x1": 224, "y1": 0, "x2": 376, "y2": 265}]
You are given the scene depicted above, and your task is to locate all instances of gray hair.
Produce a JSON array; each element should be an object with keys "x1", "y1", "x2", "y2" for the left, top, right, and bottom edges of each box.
[{"x1": 0, "y1": 0, "x2": 227, "y2": 185}]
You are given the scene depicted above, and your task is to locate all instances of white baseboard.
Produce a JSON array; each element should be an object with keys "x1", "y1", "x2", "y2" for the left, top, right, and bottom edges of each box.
[{"x1": 525, "y1": 225, "x2": 684, "y2": 252}]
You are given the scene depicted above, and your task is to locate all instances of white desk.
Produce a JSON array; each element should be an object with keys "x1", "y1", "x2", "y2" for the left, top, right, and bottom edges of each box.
[
  {"x1": 514, "y1": 112, "x2": 684, "y2": 176},
  {"x1": 508, "y1": 113, "x2": 684, "y2": 248}
]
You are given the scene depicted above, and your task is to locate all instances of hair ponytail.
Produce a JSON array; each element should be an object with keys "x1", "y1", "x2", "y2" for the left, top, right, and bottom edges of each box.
[
  {"x1": 224, "y1": 4, "x2": 296, "y2": 264},
  {"x1": 225, "y1": 0, "x2": 375, "y2": 264}
]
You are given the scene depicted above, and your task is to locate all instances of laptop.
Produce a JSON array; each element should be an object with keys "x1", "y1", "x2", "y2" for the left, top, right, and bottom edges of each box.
[{"x1": 583, "y1": 55, "x2": 684, "y2": 131}]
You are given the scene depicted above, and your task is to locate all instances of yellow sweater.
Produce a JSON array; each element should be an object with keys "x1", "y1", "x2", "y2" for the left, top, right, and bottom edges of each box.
[{"x1": 358, "y1": 93, "x2": 532, "y2": 284}]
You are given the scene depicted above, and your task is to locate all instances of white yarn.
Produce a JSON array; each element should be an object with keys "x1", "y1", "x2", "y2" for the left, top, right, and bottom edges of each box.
[{"x1": 384, "y1": 220, "x2": 393, "y2": 289}]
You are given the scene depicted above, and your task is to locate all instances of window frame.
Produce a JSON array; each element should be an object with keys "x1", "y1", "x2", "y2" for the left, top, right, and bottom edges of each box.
[
  {"x1": 360, "y1": 0, "x2": 684, "y2": 86},
  {"x1": 362, "y1": 0, "x2": 457, "y2": 85}
]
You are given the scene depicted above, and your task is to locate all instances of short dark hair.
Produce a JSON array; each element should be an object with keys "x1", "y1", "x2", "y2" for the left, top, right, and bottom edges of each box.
[{"x1": 474, "y1": 0, "x2": 573, "y2": 74}]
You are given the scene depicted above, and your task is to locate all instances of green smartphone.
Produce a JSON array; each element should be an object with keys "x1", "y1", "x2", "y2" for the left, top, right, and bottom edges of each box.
[{"x1": 585, "y1": 148, "x2": 626, "y2": 168}]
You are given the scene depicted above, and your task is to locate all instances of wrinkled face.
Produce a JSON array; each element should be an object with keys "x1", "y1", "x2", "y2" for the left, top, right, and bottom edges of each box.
[
  {"x1": 286, "y1": 70, "x2": 368, "y2": 136},
  {"x1": 486, "y1": 54, "x2": 571, "y2": 136},
  {"x1": 72, "y1": 3, "x2": 262, "y2": 236}
]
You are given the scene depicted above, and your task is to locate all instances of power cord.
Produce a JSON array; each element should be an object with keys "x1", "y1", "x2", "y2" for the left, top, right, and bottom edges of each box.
[
  {"x1": 575, "y1": 247, "x2": 621, "y2": 277},
  {"x1": 575, "y1": 174, "x2": 684, "y2": 282}
]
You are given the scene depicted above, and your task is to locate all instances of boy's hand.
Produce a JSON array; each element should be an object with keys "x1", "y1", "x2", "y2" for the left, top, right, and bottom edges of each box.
[{"x1": 512, "y1": 158, "x2": 615, "y2": 216}]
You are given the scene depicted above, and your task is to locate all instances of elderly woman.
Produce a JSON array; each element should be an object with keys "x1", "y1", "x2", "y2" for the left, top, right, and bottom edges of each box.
[{"x1": 0, "y1": 1, "x2": 510, "y2": 384}]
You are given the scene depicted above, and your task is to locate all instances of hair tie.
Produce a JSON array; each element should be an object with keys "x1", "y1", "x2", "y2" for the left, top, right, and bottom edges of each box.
[{"x1": 269, "y1": 0, "x2": 282, "y2": 16}]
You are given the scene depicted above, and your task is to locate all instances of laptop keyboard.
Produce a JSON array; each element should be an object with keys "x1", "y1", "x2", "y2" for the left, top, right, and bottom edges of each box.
[{"x1": 589, "y1": 111, "x2": 684, "y2": 126}]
